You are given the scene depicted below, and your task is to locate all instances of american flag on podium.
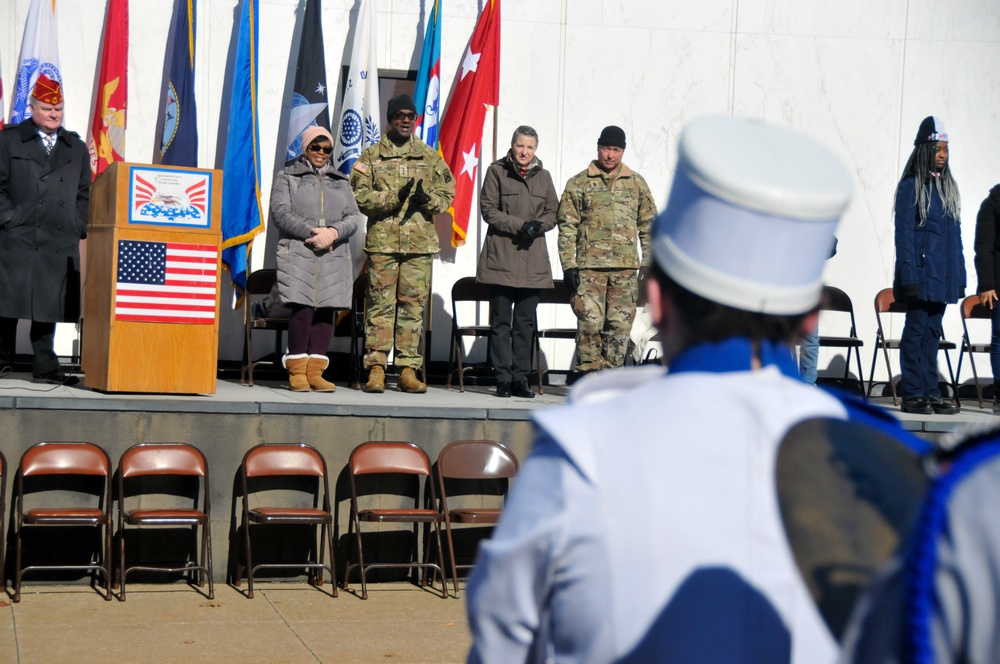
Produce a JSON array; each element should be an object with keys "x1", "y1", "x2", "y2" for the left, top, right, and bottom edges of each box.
[{"x1": 115, "y1": 240, "x2": 219, "y2": 324}]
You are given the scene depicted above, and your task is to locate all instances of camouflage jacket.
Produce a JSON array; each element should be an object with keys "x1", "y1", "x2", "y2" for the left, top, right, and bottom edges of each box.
[
  {"x1": 557, "y1": 161, "x2": 656, "y2": 270},
  {"x1": 350, "y1": 134, "x2": 455, "y2": 255}
]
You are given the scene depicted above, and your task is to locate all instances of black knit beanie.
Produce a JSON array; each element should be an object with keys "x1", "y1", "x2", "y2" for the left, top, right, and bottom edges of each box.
[
  {"x1": 598, "y1": 125, "x2": 627, "y2": 150},
  {"x1": 387, "y1": 94, "x2": 417, "y2": 120}
]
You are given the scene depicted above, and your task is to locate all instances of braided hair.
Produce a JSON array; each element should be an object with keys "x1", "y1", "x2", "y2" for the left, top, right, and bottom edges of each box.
[{"x1": 895, "y1": 142, "x2": 961, "y2": 226}]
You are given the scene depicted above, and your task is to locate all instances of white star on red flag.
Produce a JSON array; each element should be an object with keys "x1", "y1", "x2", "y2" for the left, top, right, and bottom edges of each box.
[
  {"x1": 461, "y1": 145, "x2": 479, "y2": 178},
  {"x1": 460, "y1": 47, "x2": 481, "y2": 81}
]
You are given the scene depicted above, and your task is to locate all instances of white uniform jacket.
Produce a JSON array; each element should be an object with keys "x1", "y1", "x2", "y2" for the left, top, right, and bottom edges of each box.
[{"x1": 466, "y1": 349, "x2": 847, "y2": 663}]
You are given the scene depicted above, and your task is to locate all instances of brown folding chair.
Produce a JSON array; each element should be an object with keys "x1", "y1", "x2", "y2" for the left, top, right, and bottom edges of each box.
[
  {"x1": 117, "y1": 443, "x2": 213, "y2": 601},
  {"x1": 241, "y1": 268, "x2": 291, "y2": 386},
  {"x1": 435, "y1": 440, "x2": 519, "y2": 596},
  {"x1": 235, "y1": 444, "x2": 337, "y2": 598},
  {"x1": 957, "y1": 294, "x2": 993, "y2": 409},
  {"x1": 344, "y1": 442, "x2": 447, "y2": 599},
  {"x1": 866, "y1": 287, "x2": 959, "y2": 406},
  {"x1": 533, "y1": 279, "x2": 577, "y2": 394},
  {"x1": 447, "y1": 277, "x2": 493, "y2": 392},
  {"x1": 14, "y1": 442, "x2": 113, "y2": 602}
]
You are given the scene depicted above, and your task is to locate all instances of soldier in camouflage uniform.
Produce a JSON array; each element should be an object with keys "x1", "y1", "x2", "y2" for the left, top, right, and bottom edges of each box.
[
  {"x1": 557, "y1": 126, "x2": 656, "y2": 372},
  {"x1": 350, "y1": 94, "x2": 455, "y2": 393}
]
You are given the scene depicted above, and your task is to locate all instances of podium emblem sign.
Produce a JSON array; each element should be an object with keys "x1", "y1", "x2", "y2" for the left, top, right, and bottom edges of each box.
[{"x1": 129, "y1": 166, "x2": 212, "y2": 228}]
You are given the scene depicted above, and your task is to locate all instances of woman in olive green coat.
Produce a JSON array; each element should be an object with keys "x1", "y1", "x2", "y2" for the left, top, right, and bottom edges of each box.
[{"x1": 477, "y1": 126, "x2": 559, "y2": 398}]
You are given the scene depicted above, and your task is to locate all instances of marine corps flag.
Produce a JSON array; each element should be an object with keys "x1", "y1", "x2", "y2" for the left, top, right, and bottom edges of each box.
[
  {"x1": 88, "y1": 0, "x2": 129, "y2": 178},
  {"x1": 438, "y1": 0, "x2": 500, "y2": 248},
  {"x1": 220, "y1": 0, "x2": 264, "y2": 300},
  {"x1": 160, "y1": 0, "x2": 198, "y2": 167},
  {"x1": 284, "y1": 0, "x2": 330, "y2": 163}
]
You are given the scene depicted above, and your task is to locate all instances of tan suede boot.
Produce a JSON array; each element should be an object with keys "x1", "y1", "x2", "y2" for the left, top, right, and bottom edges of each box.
[
  {"x1": 365, "y1": 365, "x2": 385, "y2": 393},
  {"x1": 283, "y1": 354, "x2": 310, "y2": 392},
  {"x1": 306, "y1": 355, "x2": 336, "y2": 392},
  {"x1": 398, "y1": 367, "x2": 427, "y2": 393}
]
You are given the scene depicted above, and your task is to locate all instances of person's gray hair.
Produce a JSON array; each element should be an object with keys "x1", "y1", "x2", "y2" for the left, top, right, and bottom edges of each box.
[{"x1": 511, "y1": 125, "x2": 538, "y2": 146}]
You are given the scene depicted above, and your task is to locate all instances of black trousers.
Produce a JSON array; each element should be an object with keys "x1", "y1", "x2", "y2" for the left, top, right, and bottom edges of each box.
[
  {"x1": 0, "y1": 317, "x2": 60, "y2": 376},
  {"x1": 489, "y1": 286, "x2": 539, "y2": 383}
]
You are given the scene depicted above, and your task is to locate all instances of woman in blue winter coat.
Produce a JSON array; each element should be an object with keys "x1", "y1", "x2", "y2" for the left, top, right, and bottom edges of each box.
[{"x1": 893, "y1": 116, "x2": 964, "y2": 415}]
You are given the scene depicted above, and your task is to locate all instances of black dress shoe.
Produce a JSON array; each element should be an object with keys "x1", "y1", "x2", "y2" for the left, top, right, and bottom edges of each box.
[
  {"x1": 928, "y1": 396, "x2": 960, "y2": 415},
  {"x1": 495, "y1": 382, "x2": 511, "y2": 398},
  {"x1": 900, "y1": 397, "x2": 933, "y2": 415},
  {"x1": 512, "y1": 381, "x2": 535, "y2": 398},
  {"x1": 32, "y1": 370, "x2": 80, "y2": 386}
]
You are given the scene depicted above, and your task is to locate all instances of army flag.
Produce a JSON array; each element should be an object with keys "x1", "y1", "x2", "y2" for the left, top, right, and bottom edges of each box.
[
  {"x1": 285, "y1": 0, "x2": 330, "y2": 163},
  {"x1": 160, "y1": 0, "x2": 198, "y2": 167},
  {"x1": 88, "y1": 0, "x2": 129, "y2": 178},
  {"x1": 438, "y1": 0, "x2": 500, "y2": 248},
  {"x1": 334, "y1": 0, "x2": 380, "y2": 278},
  {"x1": 413, "y1": 0, "x2": 442, "y2": 149},
  {"x1": 10, "y1": 0, "x2": 62, "y2": 125},
  {"x1": 333, "y1": 0, "x2": 380, "y2": 176},
  {"x1": 220, "y1": 0, "x2": 265, "y2": 300}
]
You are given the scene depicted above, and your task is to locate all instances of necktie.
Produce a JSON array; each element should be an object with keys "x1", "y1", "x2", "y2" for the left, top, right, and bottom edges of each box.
[{"x1": 42, "y1": 134, "x2": 56, "y2": 154}]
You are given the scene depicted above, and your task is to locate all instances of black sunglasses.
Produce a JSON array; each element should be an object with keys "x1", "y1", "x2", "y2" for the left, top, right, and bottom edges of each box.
[
  {"x1": 308, "y1": 145, "x2": 333, "y2": 154},
  {"x1": 391, "y1": 111, "x2": 417, "y2": 121}
]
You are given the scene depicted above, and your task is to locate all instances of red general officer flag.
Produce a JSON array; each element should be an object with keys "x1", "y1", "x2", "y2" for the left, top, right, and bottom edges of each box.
[
  {"x1": 438, "y1": 0, "x2": 500, "y2": 248},
  {"x1": 88, "y1": 0, "x2": 128, "y2": 178}
]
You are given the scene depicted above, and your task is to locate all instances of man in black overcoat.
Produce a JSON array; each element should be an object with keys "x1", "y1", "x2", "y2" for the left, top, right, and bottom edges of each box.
[{"x1": 0, "y1": 74, "x2": 89, "y2": 384}]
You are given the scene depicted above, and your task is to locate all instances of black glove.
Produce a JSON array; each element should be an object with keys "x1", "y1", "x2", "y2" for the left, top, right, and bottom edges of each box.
[
  {"x1": 898, "y1": 283, "x2": 920, "y2": 302},
  {"x1": 564, "y1": 268, "x2": 580, "y2": 292},
  {"x1": 523, "y1": 220, "x2": 543, "y2": 240},
  {"x1": 397, "y1": 178, "x2": 415, "y2": 203},
  {"x1": 410, "y1": 179, "x2": 431, "y2": 207}
]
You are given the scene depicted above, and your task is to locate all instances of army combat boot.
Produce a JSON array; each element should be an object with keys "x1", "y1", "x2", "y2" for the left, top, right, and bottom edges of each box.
[
  {"x1": 366, "y1": 365, "x2": 385, "y2": 393},
  {"x1": 398, "y1": 367, "x2": 427, "y2": 393}
]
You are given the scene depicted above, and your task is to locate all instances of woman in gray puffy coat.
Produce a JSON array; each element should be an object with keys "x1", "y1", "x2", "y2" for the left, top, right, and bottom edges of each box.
[
  {"x1": 269, "y1": 126, "x2": 362, "y2": 392},
  {"x1": 477, "y1": 126, "x2": 559, "y2": 398}
]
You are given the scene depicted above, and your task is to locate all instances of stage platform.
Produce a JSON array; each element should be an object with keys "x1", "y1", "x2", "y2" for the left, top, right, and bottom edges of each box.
[{"x1": 0, "y1": 368, "x2": 996, "y2": 585}]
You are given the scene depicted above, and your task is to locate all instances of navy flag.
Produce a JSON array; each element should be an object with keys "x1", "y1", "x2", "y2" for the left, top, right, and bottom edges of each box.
[
  {"x1": 159, "y1": 0, "x2": 198, "y2": 166},
  {"x1": 285, "y1": 0, "x2": 330, "y2": 163}
]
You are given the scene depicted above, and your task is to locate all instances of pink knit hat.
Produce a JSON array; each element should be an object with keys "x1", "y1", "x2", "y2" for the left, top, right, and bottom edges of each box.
[{"x1": 301, "y1": 125, "x2": 334, "y2": 150}]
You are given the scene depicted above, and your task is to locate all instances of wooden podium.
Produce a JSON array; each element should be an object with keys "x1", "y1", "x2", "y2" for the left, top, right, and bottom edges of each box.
[{"x1": 83, "y1": 162, "x2": 223, "y2": 393}]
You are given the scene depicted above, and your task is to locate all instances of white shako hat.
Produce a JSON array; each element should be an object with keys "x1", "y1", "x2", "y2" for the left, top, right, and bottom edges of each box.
[{"x1": 652, "y1": 116, "x2": 852, "y2": 315}]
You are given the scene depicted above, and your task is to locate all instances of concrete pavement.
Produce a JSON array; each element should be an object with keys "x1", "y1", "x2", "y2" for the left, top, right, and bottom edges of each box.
[{"x1": 0, "y1": 581, "x2": 471, "y2": 664}]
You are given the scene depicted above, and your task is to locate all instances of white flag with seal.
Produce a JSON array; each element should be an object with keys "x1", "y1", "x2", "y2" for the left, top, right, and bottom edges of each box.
[
  {"x1": 334, "y1": 0, "x2": 380, "y2": 278},
  {"x1": 11, "y1": 0, "x2": 62, "y2": 125}
]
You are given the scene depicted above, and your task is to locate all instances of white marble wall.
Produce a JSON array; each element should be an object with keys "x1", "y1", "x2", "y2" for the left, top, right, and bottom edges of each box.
[{"x1": 2, "y1": 0, "x2": 998, "y2": 382}]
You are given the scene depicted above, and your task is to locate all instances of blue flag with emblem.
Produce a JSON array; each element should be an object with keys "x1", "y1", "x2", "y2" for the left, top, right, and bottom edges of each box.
[
  {"x1": 220, "y1": 0, "x2": 264, "y2": 301},
  {"x1": 159, "y1": 0, "x2": 198, "y2": 166}
]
